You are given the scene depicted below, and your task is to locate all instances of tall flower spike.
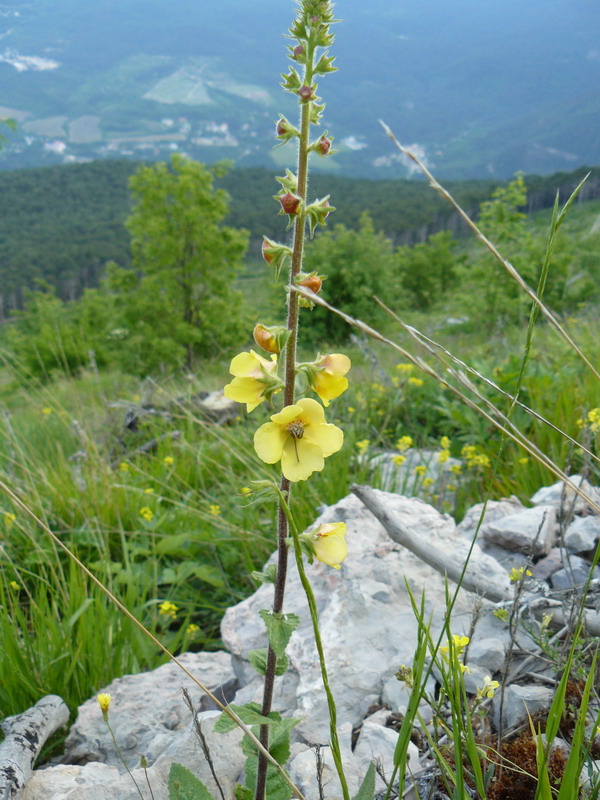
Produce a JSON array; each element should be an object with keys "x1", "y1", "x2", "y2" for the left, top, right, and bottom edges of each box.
[
  {"x1": 254, "y1": 397, "x2": 343, "y2": 482},
  {"x1": 224, "y1": 350, "x2": 282, "y2": 412}
]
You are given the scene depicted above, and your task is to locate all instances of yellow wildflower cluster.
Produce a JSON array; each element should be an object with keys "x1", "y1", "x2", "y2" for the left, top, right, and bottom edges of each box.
[
  {"x1": 422, "y1": 477, "x2": 434, "y2": 488},
  {"x1": 4, "y1": 512, "x2": 16, "y2": 526},
  {"x1": 461, "y1": 444, "x2": 490, "y2": 469},
  {"x1": 186, "y1": 623, "x2": 200, "y2": 636},
  {"x1": 586, "y1": 408, "x2": 600, "y2": 434},
  {"x1": 476, "y1": 675, "x2": 500, "y2": 700},
  {"x1": 509, "y1": 566, "x2": 532, "y2": 583},
  {"x1": 163, "y1": 456, "x2": 174, "y2": 466},
  {"x1": 139, "y1": 507, "x2": 154, "y2": 522},
  {"x1": 396, "y1": 363, "x2": 414, "y2": 373},
  {"x1": 408, "y1": 377, "x2": 423, "y2": 388},
  {"x1": 440, "y1": 634, "x2": 471, "y2": 674},
  {"x1": 437, "y1": 449, "x2": 450, "y2": 464},
  {"x1": 414, "y1": 465, "x2": 426, "y2": 476},
  {"x1": 440, "y1": 436, "x2": 451, "y2": 450},
  {"x1": 392, "y1": 454, "x2": 406, "y2": 467},
  {"x1": 159, "y1": 601, "x2": 178, "y2": 618},
  {"x1": 355, "y1": 439, "x2": 370, "y2": 453},
  {"x1": 396, "y1": 435, "x2": 413, "y2": 452},
  {"x1": 209, "y1": 504, "x2": 221, "y2": 516}
]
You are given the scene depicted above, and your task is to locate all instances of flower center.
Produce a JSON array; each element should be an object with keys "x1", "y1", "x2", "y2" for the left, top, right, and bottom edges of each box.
[{"x1": 287, "y1": 420, "x2": 305, "y2": 439}]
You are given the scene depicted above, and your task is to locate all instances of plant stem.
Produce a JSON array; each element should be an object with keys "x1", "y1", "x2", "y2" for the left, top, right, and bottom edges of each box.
[
  {"x1": 278, "y1": 492, "x2": 351, "y2": 800},
  {"x1": 105, "y1": 719, "x2": 145, "y2": 800},
  {"x1": 254, "y1": 76, "x2": 313, "y2": 800}
]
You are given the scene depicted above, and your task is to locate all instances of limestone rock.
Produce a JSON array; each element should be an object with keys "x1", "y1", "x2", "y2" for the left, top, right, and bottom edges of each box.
[
  {"x1": 564, "y1": 515, "x2": 600, "y2": 554},
  {"x1": 531, "y1": 475, "x2": 600, "y2": 515},
  {"x1": 493, "y1": 684, "x2": 554, "y2": 730},
  {"x1": 550, "y1": 556, "x2": 600, "y2": 590},
  {"x1": 532, "y1": 548, "x2": 567, "y2": 580},
  {"x1": 457, "y1": 498, "x2": 525, "y2": 541},
  {"x1": 482, "y1": 505, "x2": 557, "y2": 555},
  {"x1": 62, "y1": 651, "x2": 235, "y2": 769}
]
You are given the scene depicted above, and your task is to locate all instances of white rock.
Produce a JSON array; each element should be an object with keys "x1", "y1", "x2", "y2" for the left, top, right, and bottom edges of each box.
[
  {"x1": 221, "y1": 492, "x2": 476, "y2": 744},
  {"x1": 482, "y1": 505, "x2": 557, "y2": 555},
  {"x1": 493, "y1": 684, "x2": 554, "y2": 730},
  {"x1": 564, "y1": 515, "x2": 600, "y2": 553},
  {"x1": 550, "y1": 556, "x2": 600, "y2": 590},
  {"x1": 457, "y1": 498, "x2": 525, "y2": 541},
  {"x1": 531, "y1": 476, "x2": 600, "y2": 515},
  {"x1": 354, "y1": 721, "x2": 420, "y2": 791},
  {"x1": 62, "y1": 651, "x2": 235, "y2": 769},
  {"x1": 23, "y1": 763, "x2": 121, "y2": 800},
  {"x1": 467, "y1": 637, "x2": 506, "y2": 674}
]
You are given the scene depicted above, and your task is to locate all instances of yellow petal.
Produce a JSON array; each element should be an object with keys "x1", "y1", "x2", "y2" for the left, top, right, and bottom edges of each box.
[
  {"x1": 314, "y1": 373, "x2": 348, "y2": 404},
  {"x1": 270, "y1": 403, "x2": 304, "y2": 426},
  {"x1": 321, "y1": 353, "x2": 351, "y2": 376},
  {"x1": 318, "y1": 522, "x2": 347, "y2": 537},
  {"x1": 254, "y1": 422, "x2": 288, "y2": 464},
  {"x1": 224, "y1": 377, "x2": 264, "y2": 412},
  {"x1": 296, "y1": 397, "x2": 326, "y2": 426},
  {"x1": 229, "y1": 351, "x2": 261, "y2": 377},
  {"x1": 304, "y1": 422, "x2": 343, "y2": 457},
  {"x1": 313, "y1": 533, "x2": 348, "y2": 568},
  {"x1": 281, "y1": 437, "x2": 324, "y2": 481}
]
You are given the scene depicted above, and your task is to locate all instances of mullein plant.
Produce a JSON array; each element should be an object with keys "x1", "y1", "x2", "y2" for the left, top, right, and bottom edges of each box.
[{"x1": 220, "y1": 2, "x2": 355, "y2": 799}]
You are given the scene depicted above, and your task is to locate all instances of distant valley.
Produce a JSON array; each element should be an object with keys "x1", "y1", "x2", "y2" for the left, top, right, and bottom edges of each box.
[{"x1": 0, "y1": 0, "x2": 599, "y2": 179}]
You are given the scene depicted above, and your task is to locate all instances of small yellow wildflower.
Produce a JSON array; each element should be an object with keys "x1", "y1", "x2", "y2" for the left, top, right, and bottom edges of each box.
[
  {"x1": 163, "y1": 456, "x2": 174, "y2": 466},
  {"x1": 423, "y1": 477, "x2": 434, "y2": 488},
  {"x1": 588, "y1": 408, "x2": 600, "y2": 433},
  {"x1": 437, "y1": 449, "x2": 450, "y2": 464},
  {"x1": 493, "y1": 608, "x2": 508, "y2": 621},
  {"x1": 42, "y1": 407, "x2": 52, "y2": 416},
  {"x1": 408, "y1": 377, "x2": 424, "y2": 388},
  {"x1": 414, "y1": 465, "x2": 427, "y2": 476},
  {"x1": 186, "y1": 623, "x2": 200, "y2": 635},
  {"x1": 371, "y1": 382, "x2": 385, "y2": 392},
  {"x1": 440, "y1": 634, "x2": 470, "y2": 657},
  {"x1": 240, "y1": 487, "x2": 252, "y2": 495},
  {"x1": 396, "y1": 435, "x2": 413, "y2": 452},
  {"x1": 139, "y1": 507, "x2": 154, "y2": 522},
  {"x1": 4, "y1": 512, "x2": 16, "y2": 526},
  {"x1": 9, "y1": 580, "x2": 19, "y2": 590},
  {"x1": 355, "y1": 439, "x2": 370, "y2": 453},
  {"x1": 347, "y1": 406, "x2": 356, "y2": 414},
  {"x1": 477, "y1": 676, "x2": 500, "y2": 700},
  {"x1": 308, "y1": 522, "x2": 348, "y2": 569},
  {"x1": 119, "y1": 462, "x2": 130, "y2": 473},
  {"x1": 391, "y1": 376, "x2": 399, "y2": 387},
  {"x1": 440, "y1": 436, "x2": 451, "y2": 450},
  {"x1": 575, "y1": 418, "x2": 584, "y2": 428},
  {"x1": 518, "y1": 457, "x2": 529, "y2": 465},
  {"x1": 509, "y1": 566, "x2": 532, "y2": 582},
  {"x1": 395, "y1": 664, "x2": 414, "y2": 687},
  {"x1": 209, "y1": 504, "x2": 221, "y2": 516},
  {"x1": 97, "y1": 693, "x2": 112, "y2": 714},
  {"x1": 392, "y1": 455, "x2": 406, "y2": 467},
  {"x1": 449, "y1": 463, "x2": 462, "y2": 475},
  {"x1": 396, "y1": 363, "x2": 414, "y2": 373},
  {"x1": 158, "y1": 601, "x2": 178, "y2": 618}
]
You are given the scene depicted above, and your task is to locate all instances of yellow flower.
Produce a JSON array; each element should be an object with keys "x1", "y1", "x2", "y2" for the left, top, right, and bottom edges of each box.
[
  {"x1": 97, "y1": 693, "x2": 112, "y2": 714},
  {"x1": 509, "y1": 566, "x2": 532, "y2": 582},
  {"x1": 392, "y1": 455, "x2": 406, "y2": 466},
  {"x1": 414, "y1": 465, "x2": 426, "y2": 476},
  {"x1": 9, "y1": 580, "x2": 19, "y2": 590},
  {"x1": 422, "y1": 477, "x2": 434, "y2": 488},
  {"x1": 240, "y1": 486, "x2": 252, "y2": 495},
  {"x1": 391, "y1": 376, "x2": 399, "y2": 387},
  {"x1": 4, "y1": 512, "x2": 16, "y2": 527},
  {"x1": 42, "y1": 407, "x2": 52, "y2": 416},
  {"x1": 440, "y1": 436, "x2": 451, "y2": 450},
  {"x1": 371, "y1": 382, "x2": 385, "y2": 392},
  {"x1": 408, "y1": 377, "x2": 424, "y2": 387},
  {"x1": 309, "y1": 522, "x2": 348, "y2": 569},
  {"x1": 209, "y1": 504, "x2": 221, "y2": 516},
  {"x1": 163, "y1": 456, "x2": 174, "y2": 466},
  {"x1": 396, "y1": 363, "x2": 414, "y2": 373},
  {"x1": 493, "y1": 608, "x2": 508, "y2": 621},
  {"x1": 139, "y1": 506, "x2": 154, "y2": 522},
  {"x1": 449, "y1": 464, "x2": 462, "y2": 475},
  {"x1": 440, "y1": 634, "x2": 470, "y2": 657},
  {"x1": 144, "y1": 487, "x2": 154, "y2": 494},
  {"x1": 355, "y1": 439, "x2": 370, "y2": 452},
  {"x1": 347, "y1": 406, "x2": 356, "y2": 414},
  {"x1": 437, "y1": 449, "x2": 450, "y2": 464},
  {"x1": 254, "y1": 398, "x2": 343, "y2": 482},
  {"x1": 159, "y1": 601, "x2": 178, "y2": 618},
  {"x1": 186, "y1": 623, "x2": 200, "y2": 635},
  {"x1": 224, "y1": 350, "x2": 280, "y2": 412},
  {"x1": 477, "y1": 676, "x2": 500, "y2": 700},
  {"x1": 311, "y1": 353, "x2": 351, "y2": 406},
  {"x1": 396, "y1": 435, "x2": 413, "y2": 452},
  {"x1": 518, "y1": 456, "x2": 529, "y2": 465}
]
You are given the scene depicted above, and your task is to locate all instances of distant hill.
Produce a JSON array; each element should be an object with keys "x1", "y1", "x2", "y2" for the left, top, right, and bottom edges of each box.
[
  {"x1": 0, "y1": 0, "x2": 599, "y2": 178},
  {"x1": 1, "y1": 158, "x2": 599, "y2": 320}
]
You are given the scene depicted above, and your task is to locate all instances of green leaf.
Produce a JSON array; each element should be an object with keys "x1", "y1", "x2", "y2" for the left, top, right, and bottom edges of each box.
[
  {"x1": 352, "y1": 762, "x2": 376, "y2": 800},
  {"x1": 251, "y1": 565, "x2": 278, "y2": 585},
  {"x1": 248, "y1": 649, "x2": 289, "y2": 677},
  {"x1": 258, "y1": 610, "x2": 300, "y2": 659},
  {"x1": 214, "y1": 702, "x2": 280, "y2": 734},
  {"x1": 244, "y1": 758, "x2": 293, "y2": 800},
  {"x1": 168, "y1": 763, "x2": 215, "y2": 800},
  {"x1": 156, "y1": 533, "x2": 192, "y2": 555},
  {"x1": 233, "y1": 785, "x2": 252, "y2": 800},
  {"x1": 192, "y1": 564, "x2": 225, "y2": 588}
]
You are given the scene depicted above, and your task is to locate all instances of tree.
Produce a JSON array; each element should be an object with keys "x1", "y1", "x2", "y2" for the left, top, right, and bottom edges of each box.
[{"x1": 125, "y1": 155, "x2": 248, "y2": 370}]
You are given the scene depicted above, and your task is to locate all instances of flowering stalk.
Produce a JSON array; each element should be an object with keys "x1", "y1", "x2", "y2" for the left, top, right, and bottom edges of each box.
[
  {"x1": 276, "y1": 488, "x2": 351, "y2": 800},
  {"x1": 255, "y1": 5, "x2": 337, "y2": 799}
]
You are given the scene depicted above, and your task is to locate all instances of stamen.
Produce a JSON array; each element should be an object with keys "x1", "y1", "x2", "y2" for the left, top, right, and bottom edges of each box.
[{"x1": 287, "y1": 420, "x2": 305, "y2": 463}]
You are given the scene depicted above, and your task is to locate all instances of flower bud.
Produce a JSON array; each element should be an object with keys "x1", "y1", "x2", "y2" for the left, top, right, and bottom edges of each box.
[
  {"x1": 316, "y1": 134, "x2": 332, "y2": 155},
  {"x1": 279, "y1": 191, "x2": 301, "y2": 216},
  {"x1": 275, "y1": 115, "x2": 300, "y2": 142},
  {"x1": 292, "y1": 44, "x2": 305, "y2": 59},
  {"x1": 298, "y1": 272, "x2": 322, "y2": 294},
  {"x1": 253, "y1": 323, "x2": 280, "y2": 354},
  {"x1": 298, "y1": 85, "x2": 315, "y2": 102},
  {"x1": 261, "y1": 237, "x2": 292, "y2": 279}
]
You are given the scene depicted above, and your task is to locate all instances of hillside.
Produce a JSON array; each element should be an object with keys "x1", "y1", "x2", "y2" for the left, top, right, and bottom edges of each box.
[{"x1": 0, "y1": 0, "x2": 599, "y2": 178}]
